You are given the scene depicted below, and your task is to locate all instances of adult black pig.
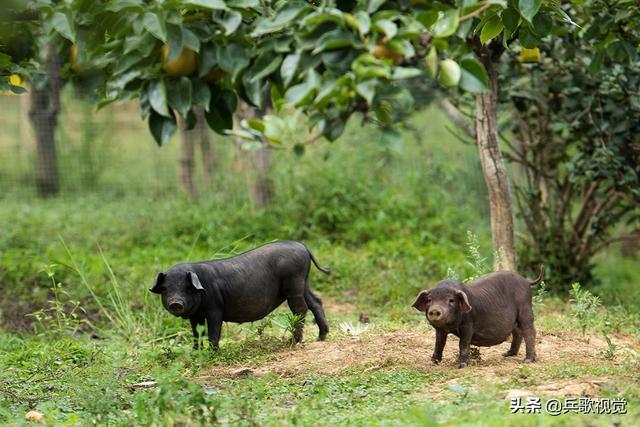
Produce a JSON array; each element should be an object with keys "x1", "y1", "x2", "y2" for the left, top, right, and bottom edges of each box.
[
  {"x1": 150, "y1": 241, "x2": 330, "y2": 349},
  {"x1": 412, "y1": 268, "x2": 543, "y2": 368}
]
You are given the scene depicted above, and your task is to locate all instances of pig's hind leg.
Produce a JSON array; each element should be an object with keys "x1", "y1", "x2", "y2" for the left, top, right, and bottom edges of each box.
[
  {"x1": 517, "y1": 305, "x2": 537, "y2": 363},
  {"x1": 502, "y1": 330, "x2": 522, "y2": 357},
  {"x1": 305, "y1": 289, "x2": 329, "y2": 341},
  {"x1": 283, "y1": 277, "x2": 309, "y2": 343}
]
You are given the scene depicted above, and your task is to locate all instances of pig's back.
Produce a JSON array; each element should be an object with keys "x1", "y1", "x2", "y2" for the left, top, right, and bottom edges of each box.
[{"x1": 465, "y1": 271, "x2": 532, "y2": 346}]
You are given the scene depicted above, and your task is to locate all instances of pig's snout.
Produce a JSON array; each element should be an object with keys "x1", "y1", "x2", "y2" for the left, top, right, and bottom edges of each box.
[
  {"x1": 168, "y1": 300, "x2": 185, "y2": 314},
  {"x1": 428, "y1": 307, "x2": 443, "y2": 321}
]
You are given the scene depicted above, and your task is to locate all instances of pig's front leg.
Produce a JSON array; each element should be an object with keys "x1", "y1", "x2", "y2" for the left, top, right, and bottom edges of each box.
[
  {"x1": 190, "y1": 317, "x2": 205, "y2": 349},
  {"x1": 205, "y1": 310, "x2": 223, "y2": 350},
  {"x1": 432, "y1": 329, "x2": 447, "y2": 364},
  {"x1": 457, "y1": 325, "x2": 473, "y2": 368}
]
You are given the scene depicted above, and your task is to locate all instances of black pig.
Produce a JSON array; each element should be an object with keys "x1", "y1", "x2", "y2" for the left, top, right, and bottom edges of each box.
[
  {"x1": 150, "y1": 241, "x2": 330, "y2": 349},
  {"x1": 412, "y1": 269, "x2": 543, "y2": 368}
]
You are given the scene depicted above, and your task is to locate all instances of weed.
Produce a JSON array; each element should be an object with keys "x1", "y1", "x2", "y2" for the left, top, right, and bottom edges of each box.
[
  {"x1": 532, "y1": 280, "x2": 548, "y2": 313},
  {"x1": 569, "y1": 282, "x2": 602, "y2": 336},
  {"x1": 599, "y1": 333, "x2": 618, "y2": 360},
  {"x1": 27, "y1": 264, "x2": 89, "y2": 336},
  {"x1": 338, "y1": 321, "x2": 372, "y2": 336},
  {"x1": 254, "y1": 316, "x2": 273, "y2": 337},
  {"x1": 464, "y1": 230, "x2": 490, "y2": 281},
  {"x1": 131, "y1": 365, "x2": 219, "y2": 426},
  {"x1": 272, "y1": 313, "x2": 305, "y2": 343}
]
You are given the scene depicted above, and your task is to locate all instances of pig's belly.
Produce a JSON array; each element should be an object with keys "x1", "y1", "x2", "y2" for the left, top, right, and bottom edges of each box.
[
  {"x1": 470, "y1": 332, "x2": 510, "y2": 347},
  {"x1": 222, "y1": 297, "x2": 286, "y2": 323}
]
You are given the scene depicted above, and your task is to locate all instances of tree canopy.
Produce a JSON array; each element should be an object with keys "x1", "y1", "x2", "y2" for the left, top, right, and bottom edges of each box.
[{"x1": 12, "y1": 0, "x2": 574, "y2": 146}]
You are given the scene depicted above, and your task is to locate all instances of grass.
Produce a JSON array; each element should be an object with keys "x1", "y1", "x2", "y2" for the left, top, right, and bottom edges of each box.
[
  {"x1": 0, "y1": 90, "x2": 638, "y2": 425},
  {"x1": 1, "y1": 300, "x2": 638, "y2": 426}
]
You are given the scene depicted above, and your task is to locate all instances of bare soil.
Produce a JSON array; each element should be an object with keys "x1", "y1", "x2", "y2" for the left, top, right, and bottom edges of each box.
[{"x1": 199, "y1": 321, "x2": 639, "y2": 398}]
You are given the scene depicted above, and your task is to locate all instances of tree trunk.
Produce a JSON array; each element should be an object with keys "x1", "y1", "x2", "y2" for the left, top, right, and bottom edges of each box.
[
  {"x1": 248, "y1": 147, "x2": 274, "y2": 209},
  {"x1": 234, "y1": 102, "x2": 274, "y2": 209},
  {"x1": 194, "y1": 107, "x2": 215, "y2": 184},
  {"x1": 475, "y1": 47, "x2": 517, "y2": 271},
  {"x1": 177, "y1": 114, "x2": 197, "y2": 199},
  {"x1": 29, "y1": 45, "x2": 62, "y2": 197}
]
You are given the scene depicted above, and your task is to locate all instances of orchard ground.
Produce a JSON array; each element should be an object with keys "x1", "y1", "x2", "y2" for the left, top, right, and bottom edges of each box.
[{"x1": 0, "y1": 94, "x2": 638, "y2": 425}]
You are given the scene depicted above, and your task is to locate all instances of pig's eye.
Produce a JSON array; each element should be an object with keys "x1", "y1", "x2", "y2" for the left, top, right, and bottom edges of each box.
[
  {"x1": 448, "y1": 298, "x2": 455, "y2": 304},
  {"x1": 426, "y1": 298, "x2": 432, "y2": 303}
]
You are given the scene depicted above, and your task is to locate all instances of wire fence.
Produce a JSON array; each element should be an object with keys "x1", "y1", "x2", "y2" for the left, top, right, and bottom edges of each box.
[{"x1": 0, "y1": 86, "x2": 489, "y2": 217}]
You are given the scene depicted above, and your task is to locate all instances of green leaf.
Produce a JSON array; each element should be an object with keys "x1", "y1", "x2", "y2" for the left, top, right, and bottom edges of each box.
[
  {"x1": 250, "y1": 54, "x2": 283, "y2": 82},
  {"x1": 198, "y1": 44, "x2": 217, "y2": 78},
  {"x1": 502, "y1": 8, "x2": 521, "y2": 32},
  {"x1": 426, "y1": 47, "x2": 438, "y2": 79},
  {"x1": 107, "y1": 0, "x2": 144, "y2": 12},
  {"x1": 227, "y1": 0, "x2": 259, "y2": 7},
  {"x1": 9, "y1": 85, "x2": 27, "y2": 94},
  {"x1": 193, "y1": 80, "x2": 211, "y2": 111},
  {"x1": 166, "y1": 24, "x2": 183, "y2": 63},
  {"x1": 52, "y1": 12, "x2": 74, "y2": 42},
  {"x1": 459, "y1": 58, "x2": 489, "y2": 93},
  {"x1": 588, "y1": 50, "x2": 604, "y2": 76},
  {"x1": 302, "y1": 10, "x2": 345, "y2": 31},
  {"x1": 518, "y1": 25, "x2": 540, "y2": 48},
  {"x1": 518, "y1": 0, "x2": 542, "y2": 23},
  {"x1": 367, "y1": 0, "x2": 386, "y2": 14},
  {"x1": 241, "y1": 68, "x2": 264, "y2": 108},
  {"x1": 108, "y1": 70, "x2": 141, "y2": 91},
  {"x1": 148, "y1": 79, "x2": 170, "y2": 117},
  {"x1": 139, "y1": 83, "x2": 150, "y2": 118},
  {"x1": 215, "y1": 43, "x2": 250, "y2": 82},
  {"x1": 373, "y1": 19, "x2": 397, "y2": 39},
  {"x1": 356, "y1": 79, "x2": 378, "y2": 104},
  {"x1": 167, "y1": 77, "x2": 192, "y2": 117},
  {"x1": 143, "y1": 12, "x2": 167, "y2": 42},
  {"x1": 431, "y1": 9, "x2": 459, "y2": 38},
  {"x1": 532, "y1": 13, "x2": 552, "y2": 37},
  {"x1": 480, "y1": 15, "x2": 504, "y2": 44},
  {"x1": 252, "y1": 2, "x2": 308, "y2": 36},
  {"x1": 149, "y1": 110, "x2": 177, "y2": 146},
  {"x1": 391, "y1": 67, "x2": 423, "y2": 80},
  {"x1": 323, "y1": 117, "x2": 346, "y2": 141},
  {"x1": 281, "y1": 53, "x2": 301, "y2": 87},
  {"x1": 219, "y1": 11, "x2": 242, "y2": 35},
  {"x1": 0, "y1": 52, "x2": 11, "y2": 68},
  {"x1": 247, "y1": 119, "x2": 265, "y2": 133},
  {"x1": 285, "y1": 71, "x2": 319, "y2": 106},
  {"x1": 182, "y1": 28, "x2": 200, "y2": 52},
  {"x1": 311, "y1": 29, "x2": 358, "y2": 54},
  {"x1": 205, "y1": 89, "x2": 236, "y2": 134},
  {"x1": 184, "y1": 0, "x2": 228, "y2": 10},
  {"x1": 354, "y1": 11, "x2": 372, "y2": 35},
  {"x1": 285, "y1": 81, "x2": 315, "y2": 106},
  {"x1": 314, "y1": 78, "x2": 339, "y2": 105}
]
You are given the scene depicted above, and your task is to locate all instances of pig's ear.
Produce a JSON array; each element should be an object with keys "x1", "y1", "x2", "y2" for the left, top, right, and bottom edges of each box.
[
  {"x1": 412, "y1": 291, "x2": 430, "y2": 312},
  {"x1": 149, "y1": 272, "x2": 165, "y2": 294},
  {"x1": 187, "y1": 271, "x2": 204, "y2": 291},
  {"x1": 456, "y1": 290, "x2": 472, "y2": 313}
]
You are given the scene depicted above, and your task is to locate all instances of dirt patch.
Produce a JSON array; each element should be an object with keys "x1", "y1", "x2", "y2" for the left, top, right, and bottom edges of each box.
[{"x1": 198, "y1": 327, "x2": 639, "y2": 388}]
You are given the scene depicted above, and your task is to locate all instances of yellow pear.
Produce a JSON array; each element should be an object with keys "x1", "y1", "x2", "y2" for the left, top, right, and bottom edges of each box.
[{"x1": 160, "y1": 44, "x2": 197, "y2": 76}]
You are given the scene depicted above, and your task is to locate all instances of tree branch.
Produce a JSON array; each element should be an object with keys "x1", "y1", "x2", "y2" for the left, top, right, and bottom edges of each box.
[{"x1": 437, "y1": 98, "x2": 475, "y2": 138}]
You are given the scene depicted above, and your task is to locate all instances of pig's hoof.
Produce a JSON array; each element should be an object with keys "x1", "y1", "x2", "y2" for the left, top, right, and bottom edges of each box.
[
  {"x1": 523, "y1": 357, "x2": 535, "y2": 364},
  {"x1": 318, "y1": 334, "x2": 327, "y2": 341},
  {"x1": 502, "y1": 350, "x2": 517, "y2": 357},
  {"x1": 431, "y1": 358, "x2": 441, "y2": 365},
  {"x1": 457, "y1": 362, "x2": 468, "y2": 369}
]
